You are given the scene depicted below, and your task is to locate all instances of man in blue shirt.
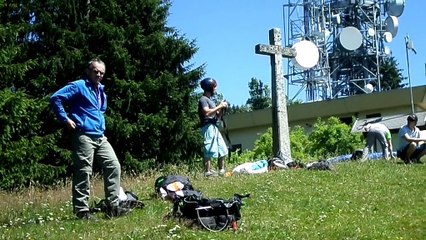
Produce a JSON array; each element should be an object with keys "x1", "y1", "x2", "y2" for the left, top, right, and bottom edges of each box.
[{"x1": 50, "y1": 58, "x2": 127, "y2": 219}]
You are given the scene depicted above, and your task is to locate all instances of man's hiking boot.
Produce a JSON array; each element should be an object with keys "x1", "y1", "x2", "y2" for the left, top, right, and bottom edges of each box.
[
  {"x1": 105, "y1": 205, "x2": 131, "y2": 218},
  {"x1": 204, "y1": 170, "x2": 217, "y2": 177},
  {"x1": 219, "y1": 169, "x2": 226, "y2": 176},
  {"x1": 402, "y1": 157, "x2": 413, "y2": 164},
  {"x1": 413, "y1": 158, "x2": 423, "y2": 164},
  {"x1": 287, "y1": 161, "x2": 305, "y2": 169},
  {"x1": 76, "y1": 210, "x2": 96, "y2": 220}
]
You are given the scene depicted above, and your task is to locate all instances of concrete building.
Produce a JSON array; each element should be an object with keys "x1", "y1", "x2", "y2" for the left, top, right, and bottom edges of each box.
[{"x1": 224, "y1": 85, "x2": 426, "y2": 152}]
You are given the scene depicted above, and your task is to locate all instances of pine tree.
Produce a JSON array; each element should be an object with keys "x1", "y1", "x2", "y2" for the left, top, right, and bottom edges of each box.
[
  {"x1": 379, "y1": 56, "x2": 404, "y2": 90},
  {"x1": 246, "y1": 78, "x2": 271, "y2": 110},
  {"x1": 0, "y1": 0, "x2": 203, "y2": 189}
]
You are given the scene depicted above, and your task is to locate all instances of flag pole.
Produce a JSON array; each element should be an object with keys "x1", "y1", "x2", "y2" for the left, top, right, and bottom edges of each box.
[{"x1": 405, "y1": 35, "x2": 415, "y2": 114}]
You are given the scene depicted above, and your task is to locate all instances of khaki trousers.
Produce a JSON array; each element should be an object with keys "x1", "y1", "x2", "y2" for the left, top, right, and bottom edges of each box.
[{"x1": 71, "y1": 132, "x2": 121, "y2": 213}]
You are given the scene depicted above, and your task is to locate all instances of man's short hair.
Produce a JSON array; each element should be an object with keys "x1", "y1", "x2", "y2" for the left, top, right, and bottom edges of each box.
[{"x1": 87, "y1": 58, "x2": 104, "y2": 69}]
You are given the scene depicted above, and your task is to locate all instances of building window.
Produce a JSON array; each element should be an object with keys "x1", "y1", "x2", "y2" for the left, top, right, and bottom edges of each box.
[
  {"x1": 230, "y1": 144, "x2": 242, "y2": 155},
  {"x1": 339, "y1": 116, "x2": 353, "y2": 125},
  {"x1": 366, "y1": 113, "x2": 381, "y2": 118}
]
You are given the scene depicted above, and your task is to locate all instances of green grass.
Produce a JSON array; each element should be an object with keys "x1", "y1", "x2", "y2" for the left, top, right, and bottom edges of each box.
[{"x1": 1, "y1": 160, "x2": 425, "y2": 240}]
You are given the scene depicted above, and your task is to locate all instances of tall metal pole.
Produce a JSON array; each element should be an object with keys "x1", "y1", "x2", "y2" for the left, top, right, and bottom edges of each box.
[{"x1": 405, "y1": 35, "x2": 415, "y2": 114}]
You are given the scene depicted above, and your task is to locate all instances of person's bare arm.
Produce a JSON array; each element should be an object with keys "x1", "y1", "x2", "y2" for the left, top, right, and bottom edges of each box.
[
  {"x1": 402, "y1": 133, "x2": 426, "y2": 144},
  {"x1": 201, "y1": 101, "x2": 228, "y2": 117}
]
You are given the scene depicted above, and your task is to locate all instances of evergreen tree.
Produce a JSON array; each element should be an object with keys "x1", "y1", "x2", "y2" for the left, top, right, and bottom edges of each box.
[
  {"x1": 228, "y1": 104, "x2": 250, "y2": 114},
  {"x1": 379, "y1": 56, "x2": 405, "y2": 90},
  {"x1": 0, "y1": 0, "x2": 203, "y2": 189},
  {"x1": 246, "y1": 78, "x2": 271, "y2": 110}
]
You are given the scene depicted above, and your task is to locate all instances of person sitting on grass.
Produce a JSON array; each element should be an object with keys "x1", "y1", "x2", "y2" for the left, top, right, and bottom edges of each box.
[{"x1": 397, "y1": 114, "x2": 426, "y2": 164}]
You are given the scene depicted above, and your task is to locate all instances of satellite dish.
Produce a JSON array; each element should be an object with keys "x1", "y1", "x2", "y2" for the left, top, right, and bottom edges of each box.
[
  {"x1": 338, "y1": 27, "x2": 363, "y2": 51},
  {"x1": 359, "y1": 0, "x2": 376, "y2": 6},
  {"x1": 383, "y1": 32, "x2": 393, "y2": 43},
  {"x1": 367, "y1": 28, "x2": 375, "y2": 37},
  {"x1": 364, "y1": 84, "x2": 374, "y2": 93},
  {"x1": 291, "y1": 40, "x2": 319, "y2": 70},
  {"x1": 384, "y1": 46, "x2": 391, "y2": 56},
  {"x1": 385, "y1": 16, "x2": 399, "y2": 38},
  {"x1": 324, "y1": 29, "x2": 331, "y2": 38},
  {"x1": 385, "y1": 0, "x2": 405, "y2": 17}
]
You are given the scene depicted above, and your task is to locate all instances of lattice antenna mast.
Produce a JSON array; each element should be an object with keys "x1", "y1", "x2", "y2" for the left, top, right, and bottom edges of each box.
[{"x1": 283, "y1": 0, "x2": 405, "y2": 102}]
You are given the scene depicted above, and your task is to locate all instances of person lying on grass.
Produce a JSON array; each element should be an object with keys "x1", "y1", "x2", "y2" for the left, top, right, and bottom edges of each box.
[
  {"x1": 231, "y1": 159, "x2": 287, "y2": 175},
  {"x1": 231, "y1": 158, "x2": 332, "y2": 175}
]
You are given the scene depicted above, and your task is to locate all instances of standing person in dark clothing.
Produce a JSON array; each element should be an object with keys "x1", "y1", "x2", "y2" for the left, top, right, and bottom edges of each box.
[
  {"x1": 198, "y1": 78, "x2": 229, "y2": 177},
  {"x1": 50, "y1": 58, "x2": 128, "y2": 219}
]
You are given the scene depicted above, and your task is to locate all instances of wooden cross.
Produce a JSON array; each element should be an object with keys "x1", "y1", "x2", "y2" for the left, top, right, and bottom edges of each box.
[{"x1": 255, "y1": 28, "x2": 295, "y2": 164}]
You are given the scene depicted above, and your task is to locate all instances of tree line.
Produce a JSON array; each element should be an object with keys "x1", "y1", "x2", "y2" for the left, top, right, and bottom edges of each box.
[{"x1": 0, "y1": 0, "x2": 404, "y2": 190}]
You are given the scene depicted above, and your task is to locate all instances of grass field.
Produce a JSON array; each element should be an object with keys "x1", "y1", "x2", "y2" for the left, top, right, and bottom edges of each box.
[{"x1": 1, "y1": 160, "x2": 425, "y2": 240}]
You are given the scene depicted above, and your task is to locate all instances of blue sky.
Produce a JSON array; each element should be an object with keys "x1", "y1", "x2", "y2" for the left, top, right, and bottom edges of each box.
[{"x1": 167, "y1": 0, "x2": 424, "y2": 106}]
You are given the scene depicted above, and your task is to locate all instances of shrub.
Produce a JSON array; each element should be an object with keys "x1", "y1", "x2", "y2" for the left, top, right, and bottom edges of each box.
[
  {"x1": 249, "y1": 117, "x2": 364, "y2": 161},
  {"x1": 308, "y1": 117, "x2": 364, "y2": 158},
  {"x1": 252, "y1": 128, "x2": 273, "y2": 159},
  {"x1": 289, "y1": 125, "x2": 311, "y2": 160}
]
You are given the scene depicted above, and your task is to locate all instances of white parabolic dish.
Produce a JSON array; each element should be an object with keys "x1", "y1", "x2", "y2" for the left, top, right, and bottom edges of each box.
[
  {"x1": 385, "y1": 16, "x2": 399, "y2": 38},
  {"x1": 292, "y1": 40, "x2": 319, "y2": 70},
  {"x1": 383, "y1": 32, "x2": 393, "y2": 43},
  {"x1": 386, "y1": 0, "x2": 405, "y2": 17},
  {"x1": 339, "y1": 26, "x2": 363, "y2": 51}
]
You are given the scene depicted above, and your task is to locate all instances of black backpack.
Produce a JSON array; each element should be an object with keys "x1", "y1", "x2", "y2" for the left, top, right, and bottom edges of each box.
[
  {"x1": 155, "y1": 175, "x2": 249, "y2": 231},
  {"x1": 155, "y1": 175, "x2": 199, "y2": 202},
  {"x1": 91, "y1": 189, "x2": 145, "y2": 214},
  {"x1": 175, "y1": 192, "x2": 250, "y2": 232},
  {"x1": 119, "y1": 191, "x2": 145, "y2": 209}
]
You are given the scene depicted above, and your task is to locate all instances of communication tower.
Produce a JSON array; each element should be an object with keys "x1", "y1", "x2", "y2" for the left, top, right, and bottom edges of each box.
[{"x1": 283, "y1": 0, "x2": 406, "y2": 102}]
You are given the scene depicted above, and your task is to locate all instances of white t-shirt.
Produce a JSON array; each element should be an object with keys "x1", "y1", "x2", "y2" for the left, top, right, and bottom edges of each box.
[
  {"x1": 366, "y1": 123, "x2": 391, "y2": 140},
  {"x1": 398, "y1": 124, "x2": 420, "y2": 150}
]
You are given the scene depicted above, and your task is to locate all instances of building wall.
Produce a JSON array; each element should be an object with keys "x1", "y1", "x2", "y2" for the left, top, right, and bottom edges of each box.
[{"x1": 225, "y1": 86, "x2": 426, "y2": 151}]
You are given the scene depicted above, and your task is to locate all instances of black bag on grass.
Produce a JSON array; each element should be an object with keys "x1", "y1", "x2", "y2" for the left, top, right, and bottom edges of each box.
[
  {"x1": 155, "y1": 175, "x2": 249, "y2": 231},
  {"x1": 92, "y1": 189, "x2": 145, "y2": 213},
  {"x1": 155, "y1": 175, "x2": 198, "y2": 201},
  {"x1": 174, "y1": 193, "x2": 250, "y2": 232},
  {"x1": 119, "y1": 191, "x2": 145, "y2": 209}
]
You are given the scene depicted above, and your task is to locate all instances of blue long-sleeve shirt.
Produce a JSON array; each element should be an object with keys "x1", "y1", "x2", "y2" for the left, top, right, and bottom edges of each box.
[{"x1": 50, "y1": 78, "x2": 107, "y2": 137}]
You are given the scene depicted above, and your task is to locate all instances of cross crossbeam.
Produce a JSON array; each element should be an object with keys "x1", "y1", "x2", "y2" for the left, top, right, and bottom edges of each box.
[{"x1": 255, "y1": 44, "x2": 295, "y2": 58}]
